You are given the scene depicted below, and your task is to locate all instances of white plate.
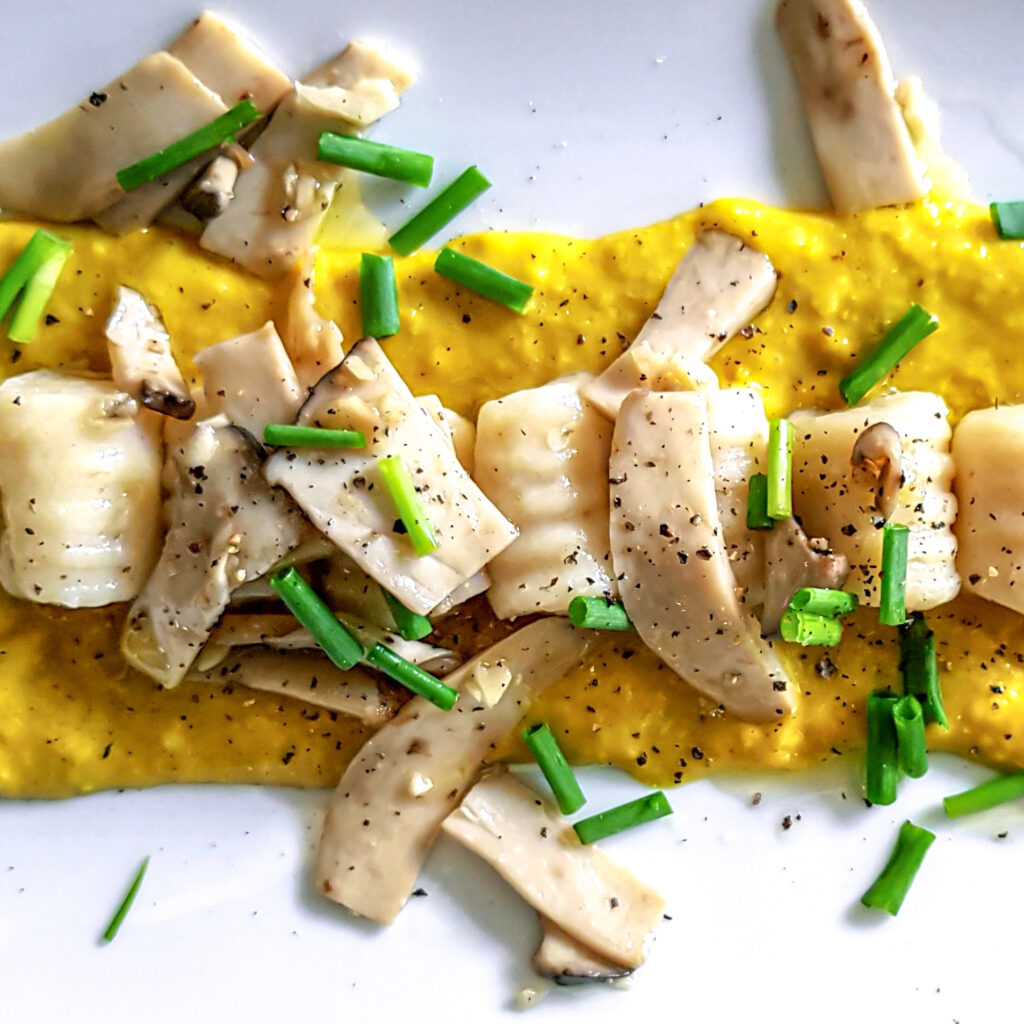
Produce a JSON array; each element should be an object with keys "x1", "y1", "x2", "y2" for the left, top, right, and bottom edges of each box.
[{"x1": 1, "y1": 2, "x2": 1022, "y2": 1021}]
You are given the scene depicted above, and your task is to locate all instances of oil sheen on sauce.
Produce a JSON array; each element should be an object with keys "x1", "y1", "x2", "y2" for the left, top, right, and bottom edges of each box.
[{"x1": 2, "y1": 196, "x2": 1024, "y2": 799}]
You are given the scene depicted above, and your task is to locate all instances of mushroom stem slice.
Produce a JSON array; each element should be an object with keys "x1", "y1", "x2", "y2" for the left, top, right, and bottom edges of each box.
[{"x1": 533, "y1": 917, "x2": 634, "y2": 985}]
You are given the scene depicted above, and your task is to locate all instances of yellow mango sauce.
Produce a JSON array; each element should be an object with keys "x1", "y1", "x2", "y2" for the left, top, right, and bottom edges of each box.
[{"x1": 2, "y1": 196, "x2": 1024, "y2": 799}]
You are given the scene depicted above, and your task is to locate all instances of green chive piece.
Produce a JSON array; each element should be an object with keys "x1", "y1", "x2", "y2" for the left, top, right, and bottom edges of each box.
[
  {"x1": 899, "y1": 612, "x2": 947, "y2": 729},
  {"x1": 573, "y1": 792, "x2": 673, "y2": 845},
  {"x1": 789, "y1": 587, "x2": 859, "y2": 618},
  {"x1": 746, "y1": 473, "x2": 773, "y2": 530},
  {"x1": 865, "y1": 691, "x2": 899, "y2": 806},
  {"x1": 101, "y1": 855, "x2": 150, "y2": 943},
  {"x1": 879, "y1": 522, "x2": 910, "y2": 626},
  {"x1": 0, "y1": 230, "x2": 72, "y2": 325},
  {"x1": 365, "y1": 642, "x2": 457, "y2": 711},
  {"x1": 839, "y1": 304, "x2": 938, "y2": 406},
  {"x1": 523, "y1": 723, "x2": 586, "y2": 815},
  {"x1": 434, "y1": 248, "x2": 533, "y2": 314},
  {"x1": 943, "y1": 771, "x2": 1024, "y2": 819},
  {"x1": 990, "y1": 201, "x2": 1024, "y2": 240},
  {"x1": 779, "y1": 609, "x2": 843, "y2": 646},
  {"x1": 263, "y1": 424, "x2": 366, "y2": 449},
  {"x1": 388, "y1": 165, "x2": 492, "y2": 256},
  {"x1": 382, "y1": 587, "x2": 433, "y2": 642},
  {"x1": 116, "y1": 101, "x2": 261, "y2": 192},
  {"x1": 269, "y1": 568, "x2": 364, "y2": 670},
  {"x1": 893, "y1": 694, "x2": 928, "y2": 778},
  {"x1": 860, "y1": 820, "x2": 935, "y2": 915},
  {"x1": 359, "y1": 252, "x2": 401, "y2": 337},
  {"x1": 7, "y1": 246, "x2": 73, "y2": 344},
  {"x1": 318, "y1": 132, "x2": 434, "y2": 187},
  {"x1": 567, "y1": 596, "x2": 634, "y2": 631},
  {"x1": 766, "y1": 418, "x2": 793, "y2": 519},
  {"x1": 377, "y1": 454, "x2": 439, "y2": 557}
]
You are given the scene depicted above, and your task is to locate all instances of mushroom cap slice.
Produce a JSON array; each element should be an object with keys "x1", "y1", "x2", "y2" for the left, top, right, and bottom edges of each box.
[
  {"x1": 533, "y1": 917, "x2": 633, "y2": 985},
  {"x1": 314, "y1": 617, "x2": 594, "y2": 924}
]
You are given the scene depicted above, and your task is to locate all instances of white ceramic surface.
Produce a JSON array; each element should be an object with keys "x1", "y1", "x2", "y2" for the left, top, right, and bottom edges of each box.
[{"x1": 1, "y1": 2, "x2": 1022, "y2": 1021}]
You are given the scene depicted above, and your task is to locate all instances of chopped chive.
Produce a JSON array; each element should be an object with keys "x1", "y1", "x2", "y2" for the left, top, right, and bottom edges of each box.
[
  {"x1": 573, "y1": 792, "x2": 672, "y2": 845},
  {"x1": 567, "y1": 596, "x2": 634, "y2": 631},
  {"x1": 789, "y1": 587, "x2": 859, "y2": 617},
  {"x1": 766, "y1": 419, "x2": 793, "y2": 519},
  {"x1": 377, "y1": 454, "x2": 439, "y2": 557},
  {"x1": 990, "y1": 201, "x2": 1024, "y2": 240},
  {"x1": 879, "y1": 522, "x2": 909, "y2": 626},
  {"x1": 839, "y1": 304, "x2": 938, "y2": 406},
  {"x1": 318, "y1": 132, "x2": 434, "y2": 187},
  {"x1": 746, "y1": 473, "x2": 772, "y2": 530},
  {"x1": 523, "y1": 723, "x2": 586, "y2": 815},
  {"x1": 893, "y1": 694, "x2": 928, "y2": 778},
  {"x1": 360, "y1": 252, "x2": 400, "y2": 337},
  {"x1": 269, "y1": 567, "x2": 364, "y2": 670},
  {"x1": 7, "y1": 246, "x2": 73, "y2": 344},
  {"x1": 382, "y1": 587, "x2": 432, "y2": 641},
  {"x1": 944, "y1": 771, "x2": 1024, "y2": 819},
  {"x1": 116, "y1": 101, "x2": 261, "y2": 192},
  {"x1": 101, "y1": 855, "x2": 150, "y2": 943},
  {"x1": 388, "y1": 165, "x2": 492, "y2": 256},
  {"x1": 779, "y1": 609, "x2": 843, "y2": 646},
  {"x1": 364, "y1": 641, "x2": 457, "y2": 711},
  {"x1": 860, "y1": 820, "x2": 935, "y2": 915},
  {"x1": 434, "y1": 248, "x2": 533, "y2": 314},
  {"x1": 263, "y1": 424, "x2": 366, "y2": 449},
  {"x1": 0, "y1": 230, "x2": 72, "y2": 324},
  {"x1": 865, "y1": 691, "x2": 898, "y2": 806},
  {"x1": 899, "y1": 612, "x2": 947, "y2": 728}
]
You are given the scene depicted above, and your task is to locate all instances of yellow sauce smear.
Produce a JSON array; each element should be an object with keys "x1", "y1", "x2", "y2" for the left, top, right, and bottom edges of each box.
[{"x1": 3, "y1": 196, "x2": 1024, "y2": 799}]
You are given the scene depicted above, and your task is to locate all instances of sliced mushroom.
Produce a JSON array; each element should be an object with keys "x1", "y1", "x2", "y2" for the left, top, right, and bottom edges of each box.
[
  {"x1": 265, "y1": 338, "x2": 518, "y2": 616},
  {"x1": 474, "y1": 374, "x2": 617, "y2": 619},
  {"x1": 427, "y1": 570, "x2": 491, "y2": 619},
  {"x1": 760, "y1": 518, "x2": 850, "y2": 636},
  {"x1": 533, "y1": 917, "x2": 633, "y2": 985},
  {"x1": 105, "y1": 286, "x2": 194, "y2": 419},
  {"x1": 776, "y1": 0, "x2": 928, "y2": 213},
  {"x1": 584, "y1": 230, "x2": 777, "y2": 419},
  {"x1": 609, "y1": 390, "x2": 793, "y2": 721},
  {"x1": 121, "y1": 417, "x2": 306, "y2": 687},
  {"x1": 418, "y1": 394, "x2": 476, "y2": 474},
  {"x1": 442, "y1": 769, "x2": 665, "y2": 971},
  {"x1": 851, "y1": 421, "x2": 903, "y2": 521},
  {"x1": 179, "y1": 154, "x2": 242, "y2": 222},
  {"x1": 314, "y1": 617, "x2": 594, "y2": 924},
  {"x1": 0, "y1": 370, "x2": 162, "y2": 607},
  {"x1": 280, "y1": 255, "x2": 345, "y2": 390}
]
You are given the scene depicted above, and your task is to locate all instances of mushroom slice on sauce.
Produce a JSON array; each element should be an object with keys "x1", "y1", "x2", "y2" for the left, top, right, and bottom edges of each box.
[
  {"x1": 418, "y1": 394, "x2": 476, "y2": 474},
  {"x1": 442, "y1": 769, "x2": 665, "y2": 971},
  {"x1": 850, "y1": 421, "x2": 903, "y2": 522},
  {"x1": 188, "y1": 648, "x2": 397, "y2": 724},
  {"x1": 952, "y1": 404, "x2": 1024, "y2": 615},
  {"x1": 122, "y1": 417, "x2": 307, "y2": 687},
  {"x1": 105, "y1": 286, "x2": 195, "y2": 419},
  {"x1": 533, "y1": 917, "x2": 634, "y2": 985},
  {"x1": 265, "y1": 338, "x2": 518, "y2": 616},
  {"x1": 193, "y1": 321, "x2": 303, "y2": 438},
  {"x1": 474, "y1": 374, "x2": 618, "y2": 618},
  {"x1": 609, "y1": 390, "x2": 793, "y2": 721},
  {"x1": 790, "y1": 391, "x2": 959, "y2": 611},
  {"x1": 0, "y1": 52, "x2": 225, "y2": 222},
  {"x1": 0, "y1": 371, "x2": 162, "y2": 608},
  {"x1": 314, "y1": 617, "x2": 594, "y2": 924},
  {"x1": 776, "y1": 0, "x2": 928, "y2": 213},
  {"x1": 280, "y1": 256, "x2": 345, "y2": 390},
  {"x1": 585, "y1": 230, "x2": 777, "y2": 420}
]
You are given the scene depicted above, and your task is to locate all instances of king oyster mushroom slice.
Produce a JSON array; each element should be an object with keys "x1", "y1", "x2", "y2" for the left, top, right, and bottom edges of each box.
[
  {"x1": 533, "y1": 917, "x2": 634, "y2": 985},
  {"x1": 200, "y1": 41, "x2": 415, "y2": 280},
  {"x1": 584, "y1": 230, "x2": 777, "y2": 420},
  {"x1": 105, "y1": 286, "x2": 195, "y2": 419},
  {"x1": 265, "y1": 338, "x2": 518, "y2": 616},
  {"x1": 0, "y1": 371, "x2": 162, "y2": 608},
  {"x1": 474, "y1": 374, "x2": 618, "y2": 619},
  {"x1": 95, "y1": 12, "x2": 292, "y2": 235},
  {"x1": 0, "y1": 52, "x2": 225, "y2": 222},
  {"x1": 610, "y1": 390, "x2": 793, "y2": 720},
  {"x1": 122, "y1": 416, "x2": 307, "y2": 688},
  {"x1": 790, "y1": 391, "x2": 959, "y2": 610},
  {"x1": 315, "y1": 617, "x2": 594, "y2": 924},
  {"x1": 776, "y1": 0, "x2": 928, "y2": 213},
  {"x1": 442, "y1": 769, "x2": 665, "y2": 971},
  {"x1": 417, "y1": 394, "x2": 477, "y2": 474},
  {"x1": 280, "y1": 255, "x2": 345, "y2": 390},
  {"x1": 193, "y1": 321, "x2": 304, "y2": 439}
]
